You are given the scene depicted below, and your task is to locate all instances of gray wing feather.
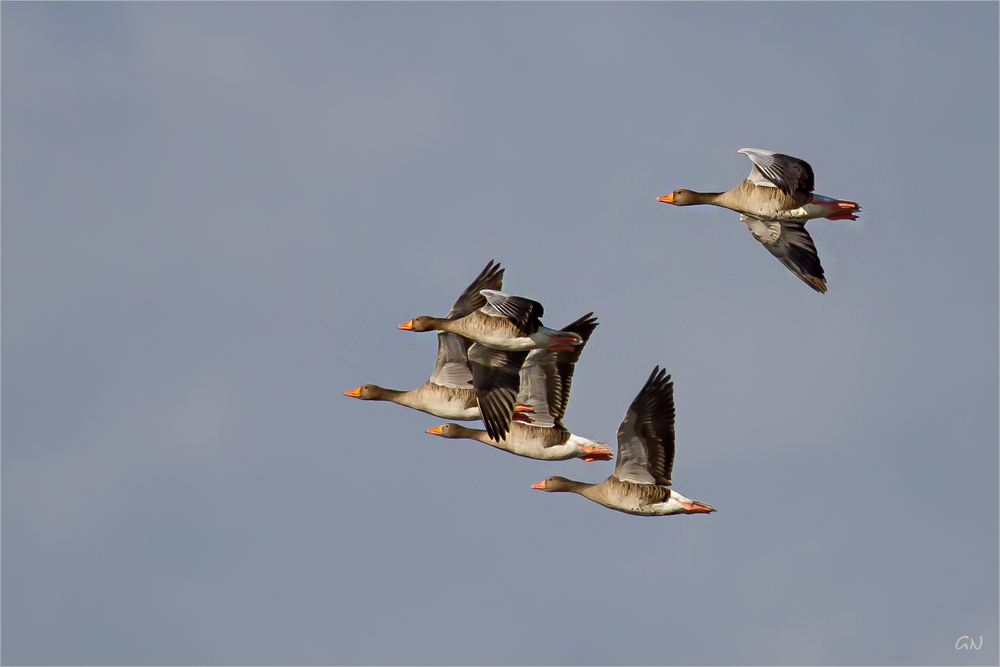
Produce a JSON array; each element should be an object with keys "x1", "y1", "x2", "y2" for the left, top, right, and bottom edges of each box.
[
  {"x1": 739, "y1": 148, "x2": 815, "y2": 205},
  {"x1": 548, "y1": 313, "x2": 598, "y2": 422},
  {"x1": 742, "y1": 214, "x2": 827, "y2": 293},
  {"x1": 745, "y1": 163, "x2": 778, "y2": 188},
  {"x1": 468, "y1": 343, "x2": 528, "y2": 442},
  {"x1": 429, "y1": 261, "x2": 504, "y2": 388},
  {"x1": 428, "y1": 332, "x2": 475, "y2": 388},
  {"x1": 741, "y1": 214, "x2": 782, "y2": 245},
  {"x1": 613, "y1": 367, "x2": 675, "y2": 486},
  {"x1": 446, "y1": 260, "x2": 504, "y2": 320},
  {"x1": 513, "y1": 312, "x2": 598, "y2": 428},
  {"x1": 480, "y1": 289, "x2": 544, "y2": 334},
  {"x1": 514, "y1": 348, "x2": 559, "y2": 428}
]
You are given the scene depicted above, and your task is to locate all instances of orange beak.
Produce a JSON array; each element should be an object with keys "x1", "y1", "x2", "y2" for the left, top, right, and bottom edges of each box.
[
  {"x1": 513, "y1": 404, "x2": 534, "y2": 413},
  {"x1": 657, "y1": 193, "x2": 674, "y2": 204},
  {"x1": 344, "y1": 387, "x2": 361, "y2": 397},
  {"x1": 425, "y1": 425, "x2": 445, "y2": 435},
  {"x1": 531, "y1": 479, "x2": 547, "y2": 490},
  {"x1": 398, "y1": 320, "x2": 415, "y2": 331}
]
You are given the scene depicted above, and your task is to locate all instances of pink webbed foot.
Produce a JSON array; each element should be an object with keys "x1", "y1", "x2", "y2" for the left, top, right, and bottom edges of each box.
[
  {"x1": 579, "y1": 444, "x2": 612, "y2": 462},
  {"x1": 679, "y1": 500, "x2": 715, "y2": 513},
  {"x1": 811, "y1": 195, "x2": 861, "y2": 212},
  {"x1": 546, "y1": 332, "x2": 583, "y2": 352},
  {"x1": 512, "y1": 403, "x2": 535, "y2": 424},
  {"x1": 811, "y1": 196, "x2": 861, "y2": 220}
]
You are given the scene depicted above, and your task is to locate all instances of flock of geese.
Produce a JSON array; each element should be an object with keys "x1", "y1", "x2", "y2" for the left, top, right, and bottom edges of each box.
[{"x1": 346, "y1": 149, "x2": 861, "y2": 516}]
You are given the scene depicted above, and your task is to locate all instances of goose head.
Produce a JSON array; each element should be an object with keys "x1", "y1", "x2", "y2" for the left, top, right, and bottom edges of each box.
[
  {"x1": 531, "y1": 476, "x2": 577, "y2": 492},
  {"x1": 398, "y1": 316, "x2": 438, "y2": 332},
  {"x1": 425, "y1": 423, "x2": 472, "y2": 438},
  {"x1": 343, "y1": 384, "x2": 384, "y2": 400},
  {"x1": 657, "y1": 189, "x2": 701, "y2": 206}
]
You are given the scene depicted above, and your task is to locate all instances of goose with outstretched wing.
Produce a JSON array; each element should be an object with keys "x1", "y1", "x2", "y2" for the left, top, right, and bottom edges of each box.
[
  {"x1": 658, "y1": 148, "x2": 861, "y2": 293},
  {"x1": 398, "y1": 288, "x2": 584, "y2": 352},
  {"x1": 531, "y1": 366, "x2": 715, "y2": 516}
]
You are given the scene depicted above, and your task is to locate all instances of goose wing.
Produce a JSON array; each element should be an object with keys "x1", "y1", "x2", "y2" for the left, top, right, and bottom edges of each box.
[
  {"x1": 429, "y1": 332, "x2": 475, "y2": 389},
  {"x1": 479, "y1": 289, "x2": 544, "y2": 335},
  {"x1": 468, "y1": 343, "x2": 529, "y2": 442},
  {"x1": 513, "y1": 348, "x2": 559, "y2": 428},
  {"x1": 429, "y1": 261, "x2": 505, "y2": 388},
  {"x1": 547, "y1": 312, "x2": 599, "y2": 423},
  {"x1": 739, "y1": 148, "x2": 814, "y2": 207},
  {"x1": 612, "y1": 366, "x2": 675, "y2": 486},
  {"x1": 514, "y1": 312, "x2": 598, "y2": 428},
  {"x1": 446, "y1": 260, "x2": 504, "y2": 320},
  {"x1": 742, "y1": 215, "x2": 827, "y2": 294}
]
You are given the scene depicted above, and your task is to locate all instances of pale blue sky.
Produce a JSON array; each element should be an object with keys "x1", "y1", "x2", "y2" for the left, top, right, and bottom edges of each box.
[{"x1": 3, "y1": 3, "x2": 997, "y2": 665}]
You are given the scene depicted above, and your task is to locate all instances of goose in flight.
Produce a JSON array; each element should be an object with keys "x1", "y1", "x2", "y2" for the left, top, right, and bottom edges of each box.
[
  {"x1": 399, "y1": 289, "x2": 584, "y2": 352},
  {"x1": 658, "y1": 148, "x2": 861, "y2": 293},
  {"x1": 425, "y1": 313, "x2": 612, "y2": 461},
  {"x1": 531, "y1": 367, "x2": 714, "y2": 517}
]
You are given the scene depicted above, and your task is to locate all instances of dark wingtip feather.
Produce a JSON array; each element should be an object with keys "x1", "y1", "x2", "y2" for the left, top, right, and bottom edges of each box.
[
  {"x1": 559, "y1": 312, "x2": 599, "y2": 342},
  {"x1": 481, "y1": 400, "x2": 512, "y2": 442},
  {"x1": 449, "y1": 260, "x2": 505, "y2": 320},
  {"x1": 808, "y1": 276, "x2": 828, "y2": 294}
]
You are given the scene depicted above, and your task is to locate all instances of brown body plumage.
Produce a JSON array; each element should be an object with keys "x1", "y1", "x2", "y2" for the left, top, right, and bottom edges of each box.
[{"x1": 345, "y1": 382, "x2": 480, "y2": 421}]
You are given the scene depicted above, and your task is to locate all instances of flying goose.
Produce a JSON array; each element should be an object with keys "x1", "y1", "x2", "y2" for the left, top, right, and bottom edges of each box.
[
  {"x1": 531, "y1": 367, "x2": 715, "y2": 517},
  {"x1": 399, "y1": 289, "x2": 584, "y2": 352},
  {"x1": 425, "y1": 313, "x2": 613, "y2": 461},
  {"x1": 658, "y1": 148, "x2": 861, "y2": 293},
  {"x1": 344, "y1": 260, "x2": 504, "y2": 421}
]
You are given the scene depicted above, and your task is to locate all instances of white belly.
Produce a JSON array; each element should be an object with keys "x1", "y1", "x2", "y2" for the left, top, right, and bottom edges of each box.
[
  {"x1": 505, "y1": 439, "x2": 579, "y2": 461},
  {"x1": 596, "y1": 495, "x2": 687, "y2": 516},
  {"x1": 468, "y1": 332, "x2": 537, "y2": 351},
  {"x1": 426, "y1": 402, "x2": 480, "y2": 420},
  {"x1": 777, "y1": 203, "x2": 828, "y2": 221}
]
